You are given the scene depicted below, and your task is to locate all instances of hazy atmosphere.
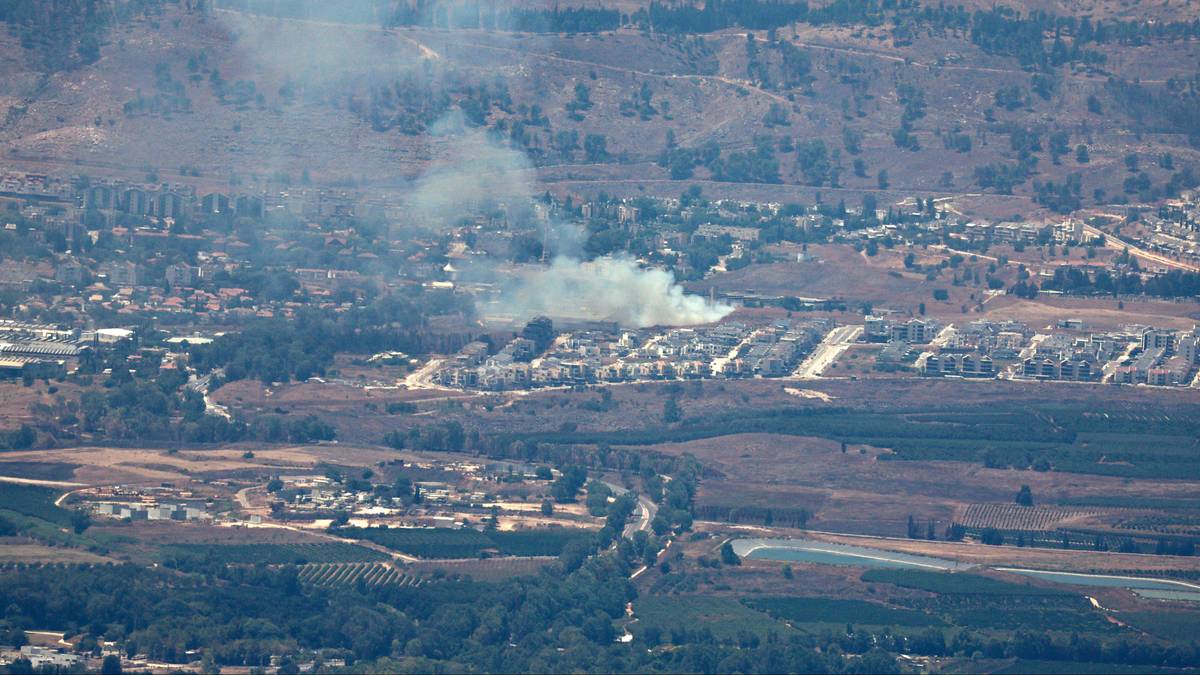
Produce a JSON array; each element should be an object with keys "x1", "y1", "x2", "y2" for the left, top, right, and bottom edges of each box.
[{"x1": 0, "y1": 0, "x2": 1199, "y2": 673}]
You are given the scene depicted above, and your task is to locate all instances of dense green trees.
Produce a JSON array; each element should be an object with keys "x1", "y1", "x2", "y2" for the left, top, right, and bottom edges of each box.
[
  {"x1": 1015, "y1": 484, "x2": 1034, "y2": 507},
  {"x1": 0, "y1": 556, "x2": 635, "y2": 669},
  {"x1": 0, "y1": 425, "x2": 35, "y2": 450},
  {"x1": 663, "y1": 398, "x2": 682, "y2": 423},
  {"x1": 586, "y1": 480, "x2": 614, "y2": 516},
  {"x1": 796, "y1": 140, "x2": 831, "y2": 186},
  {"x1": 1033, "y1": 175, "x2": 1082, "y2": 213},
  {"x1": 0, "y1": 0, "x2": 175, "y2": 72},
  {"x1": 641, "y1": 0, "x2": 808, "y2": 33},
  {"x1": 390, "y1": 421, "x2": 465, "y2": 452},
  {"x1": 188, "y1": 320, "x2": 333, "y2": 385},
  {"x1": 720, "y1": 542, "x2": 741, "y2": 565},
  {"x1": 552, "y1": 465, "x2": 589, "y2": 503},
  {"x1": 188, "y1": 297, "x2": 472, "y2": 387},
  {"x1": 975, "y1": 160, "x2": 1034, "y2": 194},
  {"x1": 1042, "y1": 266, "x2": 1200, "y2": 298}
]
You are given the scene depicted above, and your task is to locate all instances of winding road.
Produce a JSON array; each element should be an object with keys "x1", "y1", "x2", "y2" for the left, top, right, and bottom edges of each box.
[{"x1": 602, "y1": 481, "x2": 658, "y2": 539}]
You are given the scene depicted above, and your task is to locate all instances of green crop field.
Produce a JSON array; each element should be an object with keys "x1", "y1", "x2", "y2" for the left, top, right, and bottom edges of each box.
[
  {"x1": 860, "y1": 569, "x2": 1121, "y2": 637},
  {"x1": 339, "y1": 527, "x2": 593, "y2": 559},
  {"x1": 161, "y1": 543, "x2": 388, "y2": 564},
  {"x1": 508, "y1": 405, "x2": 1200, "y2": 479},
  {"x1": 0, "y1": 484, "x2": 72, "y2": 526},
  {"x1": 1120, "y1": 611, "x2": 1200, "y2": 641},
  {"x1": 489, "y1": 530, "x2": 591, "y2": 557},
  {"x1": 634, "y1": 596, "x2": 792, "y2": 644},
  {"x1": 745, "y1": 596, "x2": 944, "y2": 627},
  {"x1": 946, "y1": 607, "x2": 1116, "y2": 633},
  {"x1": 861, "y1": 569, "x2": 1074, "y2": 596}
]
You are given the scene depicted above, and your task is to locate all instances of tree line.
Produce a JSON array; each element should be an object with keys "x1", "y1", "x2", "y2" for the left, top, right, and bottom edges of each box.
[{"x1": 1040, "y1": 266, "x2": 1200, "y2": 298}]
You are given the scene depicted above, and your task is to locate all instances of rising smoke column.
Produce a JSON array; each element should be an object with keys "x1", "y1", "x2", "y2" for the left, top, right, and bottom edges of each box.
[
  {"x1": 407, "y1": 122, "x2": 733, "y2": 327},
  {"x1": 497, "y1": 255, "x2": 733, "y2": 328},
  {"x1": 216, "y1": 5, "x2": 731, "y2": 328}
]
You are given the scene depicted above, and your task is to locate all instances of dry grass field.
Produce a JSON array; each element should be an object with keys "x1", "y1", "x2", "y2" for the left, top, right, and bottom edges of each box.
[
  {"x1": 978, "y1": 294, "x2": 1200, "y2": 331},
  {"x1": 647, "y1": 430, "x2": 1200, "y2": 537},
  {"x1": 0, "y1": 379, "x2": 81, "y2": 431},
  {"x1": 692, "y1": 243, "x2": 977, "y2": 310},
  {"x1": 0, "y1": 443, "x2": 405, "y2": 486},
  {"x1": 0, "y1": 541, "x2": 113, "y2": 564}
]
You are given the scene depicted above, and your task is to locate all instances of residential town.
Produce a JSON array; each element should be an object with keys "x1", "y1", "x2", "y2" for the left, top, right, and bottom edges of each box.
[{"x1": 434, "y1": 317, "x2": 832, "y2": 390}]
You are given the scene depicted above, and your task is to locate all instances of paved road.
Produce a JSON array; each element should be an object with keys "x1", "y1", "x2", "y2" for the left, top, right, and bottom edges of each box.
[
  {"x1": 603, "y1": 481, "x2": 658, "y2": 539},
  {"x1": 627, "y1": 494, "x2": 658, "y2": 538},
  {"x1": 789, "y1": 325, "x2": 862, "y2": 380},
  {"x1": 1084, "y1": 224, "x2": 1200, "y2": 273}
]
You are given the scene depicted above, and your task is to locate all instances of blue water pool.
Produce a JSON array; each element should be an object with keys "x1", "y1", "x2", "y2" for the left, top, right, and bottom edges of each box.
[{"x1": 731, "y1": 538, "x2": 967, "y2": 570}]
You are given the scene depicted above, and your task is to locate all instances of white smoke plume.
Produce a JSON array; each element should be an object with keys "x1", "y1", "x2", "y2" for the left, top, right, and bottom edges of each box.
[
  {"x1": 408, "y1": 113, "x2": 537, "y2": 228},
  {"x1": 407, "y1": 122, "x2": 733, "y2": 328},
  {"x1": 497, "y1": 255, "x2": 734, "y2": 328},
  {"x1": 216, "y1": 5, "x2": 732, "y2": 328}
]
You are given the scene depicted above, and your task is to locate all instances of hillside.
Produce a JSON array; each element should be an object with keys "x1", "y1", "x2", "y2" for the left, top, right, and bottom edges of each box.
[{"x1": 1, "y1": 1, "x2": 1198, "y2": 220}]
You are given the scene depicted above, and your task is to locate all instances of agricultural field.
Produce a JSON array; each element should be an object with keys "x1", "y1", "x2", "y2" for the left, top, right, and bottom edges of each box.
[
  {"x1": 5, "y1": 0, "x2": 1200, "y2": 669},
  {"x1": 873, "y1": 564, "x2": 1070, "y2": 595},
  {"x1": 339, "y1": 526, "x2": 593, "y2": 559},
  {"x1": 943, "y1": 606, "x2": 1118, "y2": 634},
  {"x1": 408, "y1": 557, "x2": 555, "y2": 582},
  {"x1": 960, "y1": 504, "x2": 1096, "y2": 532},
  {"x1": 0, "y1": 443, "x2": 400, "y2": 487},
  {"x1": 297, "y1": 562, "x2": 420, "y2": 588},
  {"x1": 481, "y1": 383, "x2": 1200, "y2": 541},
  {"x1": 339, "y1": 528, "x2": 493, "y2": 559},
  {"x1": 691, "y1": 244, "x2": 971, "y2": 311},
  {"x1": 1112, "y1": 513, "x2": 1200, "y2": 537},
  {"x1": 632, "y1": 596, "x2": 793, "y2": 643},
  {"x1": 0, "y1": 484, "x2": 72, "y2": 527},
  {"x1": 160, "y1": 542, "x2": 389, "y2": 565},
  {"x1": 0, "y1": 544, "x2": 112, "y2": 565},
  {"x1": 634, "y1": 527, "x2": 1200, "y2": 667},
  {"x1": 516, "y1": 400, "x2": 1200, "y2": 480},
  {"x1": 489, "y1": 529, "x2": 594, "y2": 557},
  {"x1": 1120, "y1": 610, "x2": 1200, "y2": 642},
  {"x1": 744, "y1": 596, "x2": 944, "y2": 628},
  {"x1": 860, "y1": 569, "x2": 1117, "y2": 634},
  {"x1": 0, "y1": 462, "x2": 79, "y2": 482}
]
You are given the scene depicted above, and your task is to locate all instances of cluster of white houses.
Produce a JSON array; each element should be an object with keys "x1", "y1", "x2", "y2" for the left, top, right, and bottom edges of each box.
[
  {"x1": 1109, "y1": 326, "x2": 1200, "y2": 386},
  {"x1": 863, "y1": 315, "x2": 941, "y2": 344},
  {"x1": 436, "y1": 319, "x2": 833, "y2": 390},
  {"x1": 909, "y1": 320, "x2": 1200, "y2": 386},
  {"x1": 914, "y1": 319, "x2": 1028, "y2": 378},
  {"x1": 957, "y1": 219, "x2": 1084, "y2": 244}
]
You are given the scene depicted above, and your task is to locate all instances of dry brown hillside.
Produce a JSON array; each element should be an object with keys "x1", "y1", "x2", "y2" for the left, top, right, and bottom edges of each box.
[{"x1": 1, "y1": 1, "x2": 1197, "y2": 219}]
